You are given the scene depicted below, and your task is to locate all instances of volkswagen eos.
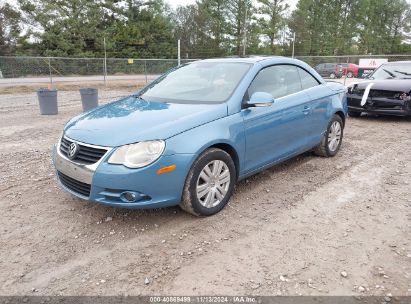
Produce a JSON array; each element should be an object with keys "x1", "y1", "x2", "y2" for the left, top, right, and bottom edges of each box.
[{"x1": 53, "y1": 57, "x2": 347, "y2": 216}]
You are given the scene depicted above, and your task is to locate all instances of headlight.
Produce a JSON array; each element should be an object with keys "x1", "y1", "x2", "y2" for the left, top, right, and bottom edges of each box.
[{"x1": 108, "y1": 140, "x2": 165, "y2": 168}]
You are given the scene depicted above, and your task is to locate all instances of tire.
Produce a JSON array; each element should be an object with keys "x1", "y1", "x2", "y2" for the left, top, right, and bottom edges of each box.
[
  {"x1": 348, "y1": 110, "x2": 361, "y2": 117},
  {"x1": 314, "y1": 115, "x2": 344, "y2": 157},
  {"x1": 329, "y1": 73, "x2": 336, "y2": 79},
  {"x1": 347, "y1": 72, "x2": 353, "y2": 78},
  {"x1": 180, "y1": 148, "x2": 236, "y2": 216}
]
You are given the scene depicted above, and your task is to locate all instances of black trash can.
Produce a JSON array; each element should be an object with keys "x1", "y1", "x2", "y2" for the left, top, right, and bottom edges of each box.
[
  {"x1": 79, "y1": 88, "x2": 98, "y2": 112},
  {"x1": 37, "y1": 89, "x2": 58, "y2": 115}
]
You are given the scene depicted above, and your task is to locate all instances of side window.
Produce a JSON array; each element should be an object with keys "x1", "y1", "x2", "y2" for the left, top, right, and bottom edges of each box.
[
  {"x1": 298, "y1": 67, "x2": 320, "y2": 90},
  {"x1": 247, "y1": 65, "x2": 302, "y2": 99}
]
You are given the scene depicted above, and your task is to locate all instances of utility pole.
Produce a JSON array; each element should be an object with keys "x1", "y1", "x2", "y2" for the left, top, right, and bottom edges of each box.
[
  {"x1": 177, "y1": 39, "x2": 181, "y2": 66},
  {"x1": 103, "y1": 37, "x2": 107, "y2": 86},
  {"x1": 292, "y1": 32, "x2": 296, "y2": 58}
]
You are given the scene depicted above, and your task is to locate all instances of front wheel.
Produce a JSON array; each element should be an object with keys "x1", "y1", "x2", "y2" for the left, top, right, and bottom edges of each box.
[
  {"x1": 180, "y1": 148, "x2": 236, "y2": 216},
  {"x1": 347, "y1": 71, "x2": 353, "y2": 78},
  {"x1": 329, "y1": 72, "x2": 336, "y2": 79},
  {"x1": 314, "y1": 115, "x2": 344, "y2": 157}
]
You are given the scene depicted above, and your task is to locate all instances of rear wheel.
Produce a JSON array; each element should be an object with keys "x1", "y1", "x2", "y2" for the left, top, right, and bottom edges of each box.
[
  {"x1": 348, "y1": 110, "x2": 361, "y2": 117},
  {"x1": 347, "y1": 71, "x2": 353, "y2": 78},
  {"x1": 180, "y1": 148, "x2": 236, "y2": 216},
  {"x1": 314, "y1": 115, "x2": 344, "y2": 157},
  {"x1": 329, "y1": 72, "x2": 336, "y2": 79}
]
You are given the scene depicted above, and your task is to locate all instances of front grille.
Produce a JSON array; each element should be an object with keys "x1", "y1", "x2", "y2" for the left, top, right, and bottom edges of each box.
[
  {"x1": 60, "y1": 137, "x2": 107, "y2": 165},
  {"x1": 347, "y1": 96, "x2": 362, "y2": 107},
  {"x1": 57, "y1": 171, "x2": 91, "y2": 197},
  {"x1": 352, "y1": 89, "x2": 403, "y2": 99},
  {"x1": 369, "y1": 90, "x2": 402, "y2": 99}
]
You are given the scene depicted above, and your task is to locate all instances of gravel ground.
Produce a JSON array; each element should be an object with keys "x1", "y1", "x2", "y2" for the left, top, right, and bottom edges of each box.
[{"x1": 0, "y1": 90, "x2": 410, "y2": 297}]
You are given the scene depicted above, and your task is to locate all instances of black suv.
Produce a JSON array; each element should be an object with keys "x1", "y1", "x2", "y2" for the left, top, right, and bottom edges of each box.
[{"x1": 314, "y1": 63, "x2": 343, "y2": 79}]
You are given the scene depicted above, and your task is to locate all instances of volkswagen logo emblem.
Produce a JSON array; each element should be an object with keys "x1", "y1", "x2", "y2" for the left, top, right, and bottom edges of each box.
[{"x1": 68, "y1": 142, "x2": 79, "y2": 159}]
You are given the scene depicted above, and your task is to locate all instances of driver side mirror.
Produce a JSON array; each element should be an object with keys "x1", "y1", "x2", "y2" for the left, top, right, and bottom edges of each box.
[{"x1": 245, "y1": 92, "x2": 275, "y2": 108}]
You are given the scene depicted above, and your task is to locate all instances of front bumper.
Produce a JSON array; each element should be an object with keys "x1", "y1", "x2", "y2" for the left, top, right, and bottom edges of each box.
[
  {"x1": 52, "y1": 139, "x2": 194, "y2": 209},
  {"x1": 347, "y1": 94, "x2": 411, "y2": 116}
]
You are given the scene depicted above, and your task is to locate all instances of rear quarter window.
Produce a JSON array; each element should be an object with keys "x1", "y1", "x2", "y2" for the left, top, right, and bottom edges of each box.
[{"x1": 298, "y1": 68, "x2": 320, "y2": 90}]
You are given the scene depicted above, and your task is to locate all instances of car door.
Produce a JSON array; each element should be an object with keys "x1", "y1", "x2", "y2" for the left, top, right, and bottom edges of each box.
[
  {"x1": 296, "y1": 66, "x2": 326, "y2": 146},
  {"x1": 241, "y1": 65, "x2": 313, "y2": 174}
]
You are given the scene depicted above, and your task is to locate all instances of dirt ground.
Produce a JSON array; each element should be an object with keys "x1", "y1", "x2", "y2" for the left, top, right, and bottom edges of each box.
[{"x1": 0, "y1": 89, "x2": 410, "y2": 297}]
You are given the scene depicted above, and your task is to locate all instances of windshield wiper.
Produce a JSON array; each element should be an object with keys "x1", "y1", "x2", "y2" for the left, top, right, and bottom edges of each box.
[
  {"x1": 383, "y1": 69, "x2": 397, "y2": 78},
  {"x1": 394, "y1": 70, "x2": 411, "y2": 76},
  {"x1": 131, "y1": 93, "x2": 146, "y2": 101}
]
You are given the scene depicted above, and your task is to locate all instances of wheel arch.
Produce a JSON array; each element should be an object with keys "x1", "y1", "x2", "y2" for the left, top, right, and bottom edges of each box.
[
  {"x1": 334, "y1": 110, "x2": 346, "y2": 127},
  {"x1": 207, "y1": 143, "x2": 240, "y2": 180}
]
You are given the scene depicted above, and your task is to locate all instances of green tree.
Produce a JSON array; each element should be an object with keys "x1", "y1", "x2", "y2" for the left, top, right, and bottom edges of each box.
[
  {"x1": 173, "y1": 0, "x2": 230, "y2": 58},
  {"x1": 0, "y1": 3, "x2": 21, "y2": 55},
  {"x1": 226, "y1": 0, "x2": 254, "y2": 56},
  {"x1": 109, "y1": 0, "x2": 175, "y2": 58},
  {"x1": 257, "y1": 0, "x2": 289, "y2": 54},
  {"x1": 17, "y1": 0, "x2": 175, "y2": 58},
  {"x1": 289, "y1": 0, "x2": 411, "y2": 56},
  {"x1": 357, "y1": 0, "x2": 411, "y2": 54},
  {"x1": 18, "y1": 0, "x2": 111, "y2": 56},
  {"x1": 199, "y1": 0, "x2": 229, "y2": 56}
]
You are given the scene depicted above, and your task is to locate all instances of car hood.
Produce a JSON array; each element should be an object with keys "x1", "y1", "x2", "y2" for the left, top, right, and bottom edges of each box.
[
  {"x1": 353, "y1": 79, "x2": 411, "y2": 92},
  {"x1": 64, "y1": 96, "x2": 227, "y2": 147}
]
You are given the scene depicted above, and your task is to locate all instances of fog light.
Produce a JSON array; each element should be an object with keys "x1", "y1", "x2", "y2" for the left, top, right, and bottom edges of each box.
[{"x1": 122, "y1": 191, "x2": 138, "y2": 202}]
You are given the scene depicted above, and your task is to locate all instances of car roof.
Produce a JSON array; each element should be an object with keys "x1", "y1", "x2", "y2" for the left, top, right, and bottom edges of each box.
[
  {"x1": 189, "y1": 56, "x2": 325, "y2": 85},
  {"x1": 383, "y1": 61, "x2": 411, "y2": 65},
  {"x1": 200, "y1": 56, "x2": 296, "y2": 64}
]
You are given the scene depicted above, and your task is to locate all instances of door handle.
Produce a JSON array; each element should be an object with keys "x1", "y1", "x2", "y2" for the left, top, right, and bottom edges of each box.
[{"x1": 302, "y1": 106, "x2": 311, "y2": 114}]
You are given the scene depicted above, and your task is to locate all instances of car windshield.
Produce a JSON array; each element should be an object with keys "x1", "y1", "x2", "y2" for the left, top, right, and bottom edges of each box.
[
  {"x1": 370, "y1": 63, "x2": 411, "y2": 80},
  {"x1": 138, "y1": 62, "x2": 252, "y2": 104}
]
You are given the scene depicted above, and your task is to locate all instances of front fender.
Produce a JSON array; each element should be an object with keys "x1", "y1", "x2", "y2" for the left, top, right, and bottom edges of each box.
[
  {"x1": 165, "y1": 113, "x2": 245, "y2": 175},
  {"x1": 329, "y1": 91, "x2": 348, "y2": 118}
]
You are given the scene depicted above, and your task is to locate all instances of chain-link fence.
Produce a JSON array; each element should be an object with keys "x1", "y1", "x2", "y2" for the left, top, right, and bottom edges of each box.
[
  {"x1": 0, "y1": 54, "x2": 410, "y2": 86},
  {"x1": 0, "y1": 56, "x2": 197, "y2": 86},
  {"x1": 295, "y1": 54, "x2": 411, "y2": 80}
]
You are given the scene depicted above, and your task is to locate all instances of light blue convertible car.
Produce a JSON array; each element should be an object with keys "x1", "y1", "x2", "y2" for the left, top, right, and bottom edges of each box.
[{"x1": 53, "y1": 57, "x2": 347, "y2": 216}]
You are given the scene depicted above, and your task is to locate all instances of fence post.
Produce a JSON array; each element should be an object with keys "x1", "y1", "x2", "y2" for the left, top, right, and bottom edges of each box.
[
  {"x1": 144, "y1": 60, "x2": 148, "y2": 83},
  {"x1": 344, "y1": 56, "x2": 349, "y2": 86},
  {"x1": 48, "y1": 57, "x2": 53, "y2": 86},
  {"x1": 292, "y1": 32, "x2": 296, "y2": 58},
  {"x1": 178, "y1": 39, "x2": 181, "y2": 66},
  {"x1": 103, "y1": 37, "x2": 107, "y2": 86}
]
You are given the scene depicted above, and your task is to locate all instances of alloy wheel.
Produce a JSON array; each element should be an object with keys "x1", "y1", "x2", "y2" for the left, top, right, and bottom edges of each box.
[
  {"x1": 328, "y1": 121, "x2": 342, "y2": 152},
  {"x1": 196, "y1": 160, "x2": 231, "y2": 208}
]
